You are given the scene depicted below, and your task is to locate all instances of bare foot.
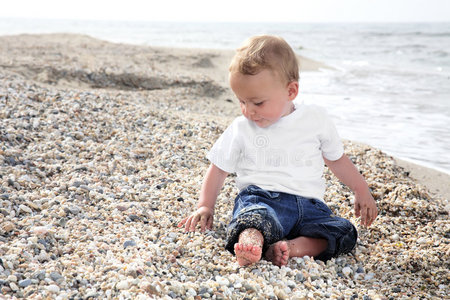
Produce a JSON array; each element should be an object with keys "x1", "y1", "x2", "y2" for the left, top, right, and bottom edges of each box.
[
  {"x1": 234, "y1": 228, "x2": 263, "y2": 266},
  {"x1": 265, "y1": 241, "x2": 290, "y2": 267}
]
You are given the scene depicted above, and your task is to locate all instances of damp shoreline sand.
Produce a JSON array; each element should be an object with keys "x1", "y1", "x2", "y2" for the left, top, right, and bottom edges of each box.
[{"x1": 0, "y1": 34, "x2": 448, "y2": 299}]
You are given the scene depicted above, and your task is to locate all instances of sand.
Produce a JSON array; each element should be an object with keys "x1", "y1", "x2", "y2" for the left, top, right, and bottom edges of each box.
[{"x1": 0, "y1": 33, "x2": 448, "y2": 299}]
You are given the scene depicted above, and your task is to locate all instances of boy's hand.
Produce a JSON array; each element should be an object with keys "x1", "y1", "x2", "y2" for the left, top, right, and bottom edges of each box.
[
  {"x1": 178, "y1": 206, "x2": 214, "y2": 232},
  {"x1": 354, "y1": 189, "x2": 378, "y2": 227}
]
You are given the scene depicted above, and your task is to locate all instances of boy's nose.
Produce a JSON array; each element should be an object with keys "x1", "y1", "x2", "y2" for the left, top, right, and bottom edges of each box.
[{"x1": 242, "y1": 107, "x2": 255, "y2": 118}]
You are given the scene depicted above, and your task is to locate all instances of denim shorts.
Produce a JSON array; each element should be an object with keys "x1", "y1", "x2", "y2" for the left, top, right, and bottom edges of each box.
[{"x1": 225, "y1": 185, "x2": 357, "y2": 261}]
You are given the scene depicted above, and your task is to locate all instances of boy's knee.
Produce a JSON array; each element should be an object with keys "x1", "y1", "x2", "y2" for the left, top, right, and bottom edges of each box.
[
  {"x1": 301, "y1": 218, "x2": 357, "y2": 261},
  {"x1": 337, "y1": 221, "x2": 357, "y2": 254}
]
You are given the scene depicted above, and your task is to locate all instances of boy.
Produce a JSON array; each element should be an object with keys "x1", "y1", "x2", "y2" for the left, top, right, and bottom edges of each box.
[{"x1": 179, "y1": 35, "x2": 377, "y2": 267}]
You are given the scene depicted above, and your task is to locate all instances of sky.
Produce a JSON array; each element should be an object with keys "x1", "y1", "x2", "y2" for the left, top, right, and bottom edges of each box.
[{"x1": 1, "y1": 0, "x2": 449, "y2": 23}]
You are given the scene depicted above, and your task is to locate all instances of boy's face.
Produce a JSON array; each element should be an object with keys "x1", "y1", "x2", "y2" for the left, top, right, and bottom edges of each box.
[{"x1": 229, "y1": 69, "x2": 298, "y2": 128}]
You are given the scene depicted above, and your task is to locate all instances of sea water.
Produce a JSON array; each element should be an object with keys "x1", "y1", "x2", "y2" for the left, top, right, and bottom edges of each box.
[{"x1": 1, "y1": 19, "x2": 449, "y2": 174}]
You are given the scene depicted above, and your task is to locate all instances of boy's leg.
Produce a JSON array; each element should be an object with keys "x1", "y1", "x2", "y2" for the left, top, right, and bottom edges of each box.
[
  {"x1": 225, "y1": 186, "x2": 285, "y2": 264},
  {"x1": 266, "y1": 197, "x2": 357, "y2": 265},
  {"x1": 234, "y1": 228, "x2": 264, "y2": 266},
  {"x1": 265, "y1": 237, "x2": 328, "y2": 267}
]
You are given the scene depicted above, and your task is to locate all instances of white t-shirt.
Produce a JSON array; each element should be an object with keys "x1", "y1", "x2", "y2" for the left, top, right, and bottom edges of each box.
[{"x1": 207, "y1": 101, "x2": 344, "y2": 201}]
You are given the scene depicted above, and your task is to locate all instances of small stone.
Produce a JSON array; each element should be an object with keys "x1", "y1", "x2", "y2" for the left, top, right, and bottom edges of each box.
[
  {"x1": 72, "y1": 181, "x2": 83, "y2": 188},
  {"x1": 364, "y1": 273, "x2": 375, "y2": 280},
  {"x1": 123, "y1": 240, "x2": 137, "y2": 248},
  {"x1": 33, "y1": 270, "x2": 46, "y2": 281},
  {"x1": 168, "y1": 232, "x2": 178, "y2": 240},
  {"x1": 9, "y1": 282, "x2": 19, "y2": 291},
  {"x1": 187, "y1": 288, "x2": 197, "y2": 297},
  {"x1": 32, "y1": 226, "x2": 49, "y2": 236},
  {"x1": 26, "y1": 201, "x2": 41, "y2": 211},
  {"x1": 342, "y1": 266, "x2": 353, "y2": 277},
  {"x1": 335, "y1": 257, "x2": 346, "y2": 266},
  {"x1": 417, "y1": 237, "x2": 427, "y2": 244},
  {"x1": 67, "y1": 205, "x2": 81, "y2": 215},
  {"x1": 117, "y1": 205, "x2": 128, "y2": 211},
  {"x1": 18, "y1": 279, "x2": 32, "y2": 288},
  {"x1": 58, "y1": 218, "x2": 68, "y2": 227},
  {"x1": 116, "y1": 280, "x2": 129, "y2": 290},
  {"x1": 215, "y1": 276, "x2": 229, "y2": 286},
  {"x1": 85, "y1": 291, "x2": 99, "y2": 298},
  {"x1": 50, "y1": 272, "x2": 63, "y2": 282},
  {"x1": 274, "y1": 287, "x2": 288, "y2": 300},
  {"x1": 141, "y1": 281, "x2": 159, "y2": 295},
  {"x1": 47, "y1": 284, "x2": 60, "y2": 293},
  {"x1": 286, "y1": 280, "x2": 296, "y2": 289},
  {"x1": 243, "y1": 282, "x2": 256, "y2": 292},
  {"x1": 295, "y1": 273, "x2": 305, "y2": 282},
  {"x1": 19, "y1": 204, "x2": 32, "y2": 214},
  {"x1": 128, "y1": 214, "x2": 140, "y2": 222},
  {"x1": 2, "y1": 222, "x2": 15, "y2": 233}
]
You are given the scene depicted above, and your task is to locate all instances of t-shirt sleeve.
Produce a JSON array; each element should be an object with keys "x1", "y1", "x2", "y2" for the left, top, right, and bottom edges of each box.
[
  {"x1": 319, "y1": 109, "x2": 344, "y2": 161},
  {"x1": 206, "y1": 119, "x2": 242, "y2": 173}
]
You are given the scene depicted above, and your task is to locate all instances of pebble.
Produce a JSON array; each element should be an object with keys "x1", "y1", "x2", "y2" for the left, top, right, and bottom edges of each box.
[
  {"x1": 116, "y1": 280, "x2": 129, "y2": 290},
  {"x1": 9, "y1": 282, "x2": 19, "y2": 291},
  {"x1": 391, "y1": 233, "x2": 400, "y2": 241},
  {"x1": 50, "y1": 272, "x2": 63, "y2": 283},
  {"x1": 18, "y1": 279, "x2": 31, "y2": 288},
  {"x1": 19, "y1": 204, "x2": 32, "y2": 214},
  {"x1": 32, "y1": 226, "x2": 49, "y2": 236},
  {"x1": 47, "y1": 284, "x2": 60, "y2": 293},
  {"x1": 342, "y1": 267, "x2": 353, "y2": 277},
  {"x1": 2, "y1": 222, "x2": 15, "y2": 233},
  {"x1": 215, "y1": 276, "x2": 229, "y2": 286},
  {"x1": 123, "y1": 240, "x2": 137, "y2": 248},
  {"x1": 295, "y1": 273, "x2": 305, "y2": 282}
]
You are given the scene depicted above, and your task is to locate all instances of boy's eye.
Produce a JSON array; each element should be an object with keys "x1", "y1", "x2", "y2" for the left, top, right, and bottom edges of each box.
[{"x1": 254, "y1": 102, "x2": 263, "y2": 106}]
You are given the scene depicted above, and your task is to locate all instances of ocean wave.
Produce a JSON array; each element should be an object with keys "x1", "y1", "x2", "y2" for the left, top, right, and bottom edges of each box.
[{"x1": 367, "y1": 31, "x2": 450, "y2": 38}]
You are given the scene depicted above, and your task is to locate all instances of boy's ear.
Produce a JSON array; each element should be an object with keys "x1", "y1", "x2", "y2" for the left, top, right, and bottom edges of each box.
[{"x1": 287, "y1": 81, "x2": 299, "y2": 100}]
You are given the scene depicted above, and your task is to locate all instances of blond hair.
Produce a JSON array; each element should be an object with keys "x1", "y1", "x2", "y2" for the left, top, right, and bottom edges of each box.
[{"x1": 229, "y1": 35, "x2": 299, "y2": 84}]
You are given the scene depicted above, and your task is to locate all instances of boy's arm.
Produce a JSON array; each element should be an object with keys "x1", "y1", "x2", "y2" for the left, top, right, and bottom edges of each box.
[
  {"x1": 178, "y1": 163, "x2": 229, "y2": 232},
  {"x1": 324, "y1": 154, "x2": 378, "y2": 227}
]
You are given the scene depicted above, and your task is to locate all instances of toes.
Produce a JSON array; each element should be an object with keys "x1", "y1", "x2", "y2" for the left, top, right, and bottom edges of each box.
[{"x1": 279, "y1": 241, "x2": 289, "y2": 252}]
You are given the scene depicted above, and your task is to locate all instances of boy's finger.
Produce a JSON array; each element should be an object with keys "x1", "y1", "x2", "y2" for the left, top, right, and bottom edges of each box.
[
  {"x1": 207, "y1": 216, "x2": 213, "y2": 230},
  {"x1": 360, "y1": 207, "x2": 368, "y2": 227},
  {"x1": 200, "y1": 216, "x2": 207, "y2": 232},
  {"x1": 354, "y1": 204, "x2": 361, "y2": 217},
  {"x1": 189, "y1": 215, "x2": 200, "y2": 232},
  {"x1": 369, "y1": 207, "x2": 377, "y2": 226},
  {"x1": 183, "y1": 216, "x2": 192, "y2": 232}
]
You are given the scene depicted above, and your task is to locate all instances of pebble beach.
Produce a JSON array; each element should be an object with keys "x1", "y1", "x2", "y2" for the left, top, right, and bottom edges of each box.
[{"x1": 0, "y1": 34, "x2": 449, "y2": 299}]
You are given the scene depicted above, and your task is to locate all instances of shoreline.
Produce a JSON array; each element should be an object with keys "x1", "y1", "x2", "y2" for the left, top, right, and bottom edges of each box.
[
  {"x1": 394, "y1": 157, "x2": 450, "y2": 201},
  {"x1": 0, "y1": 33, "x2": 448, "y2": 299}
]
